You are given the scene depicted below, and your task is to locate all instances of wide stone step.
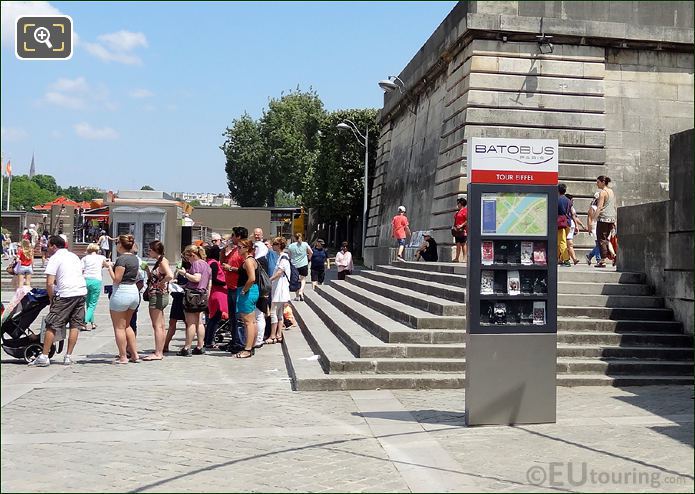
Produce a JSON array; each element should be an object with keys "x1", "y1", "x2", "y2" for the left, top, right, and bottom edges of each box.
[
  {"x1": 397, "y1": 260, "x2": 468, "y2": 275},
  {"x1": 556, "y1": 374, "x2": 694, "y2": 386},
  {"x1": 558, "y1": 281, "x2": 652, "y2": 296},
  {"x1": 558, "y1": 294, "x2": 664, "y2": 308},
  {"x1": 558, "y1": 270, "x2": 645, "y2": 284},
  {"x1": 557, "y1": 317, "x2": 682, "y2": 331},
  {"x1": 317, "y1": 286, "x2": 466, "y2": 344},
  {"x1": 376, "y1": 265, "x2": 467, "y2": 286},
  {"x1": 330, "y1": 280, "x2": 465, "y2": 329},
  {"x1": 346, "y1": 275, "x2": 467, "y2": 316},
  {"x1": 558, "y1": 306, "x2": 674, "y2": 320},
  {"x1": 556, "y1": 358, "x2": 694, "y2": 375},
  {"x1": 360, "y1": 270, "x2": 466, "y2": 303},
  {"x1": 304, "y1": 290, "x2": 465, "y2": 358},
  {"x1": 557, "y1": 331, "x2": 692, "y2": 347},
  {"x1": 557, "y1": 345, "x2": 693, "y2": 360}
]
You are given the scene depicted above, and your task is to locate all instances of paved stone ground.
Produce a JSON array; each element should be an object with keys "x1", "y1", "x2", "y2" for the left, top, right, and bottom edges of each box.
[{"x1": 1, "y1": 274, "x2": 693, "y2": 492}]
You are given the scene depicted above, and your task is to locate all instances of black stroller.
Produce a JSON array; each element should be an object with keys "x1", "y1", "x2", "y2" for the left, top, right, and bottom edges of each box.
[{"x1": 1, "y1": 289, "x2": 63, "y2": 363}]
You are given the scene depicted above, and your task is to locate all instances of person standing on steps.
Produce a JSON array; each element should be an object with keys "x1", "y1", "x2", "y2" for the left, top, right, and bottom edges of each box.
[
  {"x1": 585, "y1": 192, "x2": 602, "y2": 266},
  {"x1": 391, "y1": 205, "x2": 411, "y2": 262},
  {"x1": 335, "y1": 241, "x2": 353, "y2": 280},
  {"x1": 287, "y1": 233, "x2": 312, "y2": 301},
  {"x1": 452, "y1": 196, "x2": 468, "y2": 263},
  {"x1": 594, "y1": 175, "x2": 617, "y2": 268},
  {"x1": 565, "y1": 193, "x2": 586, "y2": 266},
  {"x1": 310, "y1": 239, "x2": 327, "y2": 289},
  {"x1": 557, "y1": 183, "x2": 572, "y2": 267}
]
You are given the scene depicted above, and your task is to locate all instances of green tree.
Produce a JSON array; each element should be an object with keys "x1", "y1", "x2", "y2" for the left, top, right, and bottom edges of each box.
[
  {"x1": 306, "y1": 108, "x2": 378, "y2": 223},
  {"x1": 31, "y1": 174, "x2": 59, "y2": 194},
  {"x1": 3, "y1": 175, "x2": 57, "y2": 210},
  {"x1": 274, "y1": 189, "x2": 300, "y2": 207},
  {"x1": 189, "y1": 199, "x2": 202, "y2": 207},
  {"x1": 58, "y1": 185, "x2": 101, "y2": 202},
  {"x1": 260, "y1": 88, "x2": 325, "y2": 205},
  {"x1": 140, "y1": 185, "x2": 154, "y2": 191},
  {"x1": 221, "y1": 113, "x2": 269, "y2": 206}
]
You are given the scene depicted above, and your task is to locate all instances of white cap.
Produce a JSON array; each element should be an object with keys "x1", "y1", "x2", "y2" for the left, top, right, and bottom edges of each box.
[
  {"x1": 211, "y1": 232, "x2": 222, "y2": 241},
  {"x1": 423, "y1": 231, "x2": 432, "y2": 236},
  {"x1": 29, "y1": 224, "x2": 35, "y2": 229},
  {"x1": 398, "y1": 205, "x2": 406, "y2": 212}
]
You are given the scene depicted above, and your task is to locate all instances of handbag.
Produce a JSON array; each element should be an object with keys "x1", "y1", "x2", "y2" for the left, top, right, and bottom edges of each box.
[
  {"x1": 557, "y1": 214, "x2": 569, "y2": 229},
  {"x1": 183, "y1": 287, "x2": 208, "y2": 312},
  {"x1": 6, "y1": 259, "x2": 17, "y2": 275}
]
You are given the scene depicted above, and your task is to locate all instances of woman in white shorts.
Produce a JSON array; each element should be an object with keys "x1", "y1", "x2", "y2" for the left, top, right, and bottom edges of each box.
[
  {"x1": 105, "y1": 234, "x2": 141, "y2": 364},
  {"x1": 266, "y1": 237, "x2": 291, "y2": 344}
]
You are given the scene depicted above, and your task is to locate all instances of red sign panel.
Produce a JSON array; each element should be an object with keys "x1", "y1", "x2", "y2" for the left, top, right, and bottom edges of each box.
[{"x1": 470, "y1": 170, "x2": 559, "y2": 185}]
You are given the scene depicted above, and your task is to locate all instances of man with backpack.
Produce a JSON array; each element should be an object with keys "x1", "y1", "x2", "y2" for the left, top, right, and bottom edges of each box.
[{"x1": 310, "y1": 239, "x2": 328, "y2": 288}]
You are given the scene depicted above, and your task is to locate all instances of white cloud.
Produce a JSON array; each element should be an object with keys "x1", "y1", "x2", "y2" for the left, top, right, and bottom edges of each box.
[
  {"x1": 84, "y1": 30, "x2": 147, "y2": 65},
  {"x1": 98, "y1": 30, "x2": 147, "y2": 51},
  {"x1": 130, "y1": 88, "x2": 154, "y2": 99},
  {"x1": 74, "y1": 122, "x2": 119, "y2": 140},
  {"x1": 39, "y1": 77, "x2": 117, "y2": 111},
  {"x1": 1, "y1": 1, "x2": 62, "y2": 46},
  {"x1": 0, "y1": 126, "x2": 29, "y2": 141},
  {"x1": 43, "y1": 91, "x2": 86, "y2": 109},
  {"x1": 50, "y1": 77, "x2": 89, "y2": 92}
]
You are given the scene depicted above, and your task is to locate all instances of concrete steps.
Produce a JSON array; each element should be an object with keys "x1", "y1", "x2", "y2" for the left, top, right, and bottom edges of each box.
[
  {"x1": 330, "y1": 280, "x2": 465, "y2": 330},
  {"x1": 283, "y1": 258, "x2": 692, "y2": 389}
]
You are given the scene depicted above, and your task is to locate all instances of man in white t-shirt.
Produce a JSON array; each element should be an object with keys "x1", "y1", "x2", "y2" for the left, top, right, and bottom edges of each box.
[{"x1": 29, "y1": 235, "x2": 87, "y2": 367}]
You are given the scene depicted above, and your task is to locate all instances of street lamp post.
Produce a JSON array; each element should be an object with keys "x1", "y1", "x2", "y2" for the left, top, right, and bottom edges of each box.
[{"x1": 337, "y1": 120, "x2": 368, "y2": 256}]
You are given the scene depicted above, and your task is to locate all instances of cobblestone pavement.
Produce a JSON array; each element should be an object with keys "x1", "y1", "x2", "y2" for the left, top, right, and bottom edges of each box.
[{"x1": 1, "y1": 286, "x2": 693, "y2": 492}]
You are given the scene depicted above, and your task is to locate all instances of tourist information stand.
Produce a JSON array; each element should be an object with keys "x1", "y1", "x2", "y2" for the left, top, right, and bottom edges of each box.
[{"x1": 465, "y1": 138, "x2": 558, "y2": 426}]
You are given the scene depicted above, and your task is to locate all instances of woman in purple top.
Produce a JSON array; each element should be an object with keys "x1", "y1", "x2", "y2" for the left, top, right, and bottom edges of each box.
[{"x1": 175, "y1": 245, "x2": 211, "y2": 356}]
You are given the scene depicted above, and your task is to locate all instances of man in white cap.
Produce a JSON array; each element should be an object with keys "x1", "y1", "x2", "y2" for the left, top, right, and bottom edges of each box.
[
  {"x1": 391, "y1": 205, "x2": 411, "y2": 261},
  {"x1": 28, "y1": 224, "x2": 39, "y2": 247}
]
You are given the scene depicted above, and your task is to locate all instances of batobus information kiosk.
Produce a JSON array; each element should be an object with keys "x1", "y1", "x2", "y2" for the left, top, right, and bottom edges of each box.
[{"x1": 465, "y1": 137, "x2": 558, "y2": 426}]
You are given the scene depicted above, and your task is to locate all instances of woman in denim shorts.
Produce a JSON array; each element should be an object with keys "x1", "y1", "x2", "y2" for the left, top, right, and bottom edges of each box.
[
  {"x1": 105, "y1": 234, "x2": 141, "y2": 364},
  {"x1": 143, "y1": 240, "x2": 173, "y2": 361}
]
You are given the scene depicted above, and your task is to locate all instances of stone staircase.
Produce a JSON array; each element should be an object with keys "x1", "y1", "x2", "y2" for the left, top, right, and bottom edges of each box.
[{"x1": 284, "y1": 261, "x2": 693, "y2": 390}]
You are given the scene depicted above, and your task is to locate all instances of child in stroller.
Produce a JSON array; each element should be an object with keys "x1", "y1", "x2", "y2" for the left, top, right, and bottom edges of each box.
[{"x1": 1, "y1": 289, "x2": 65, "y2": 363}]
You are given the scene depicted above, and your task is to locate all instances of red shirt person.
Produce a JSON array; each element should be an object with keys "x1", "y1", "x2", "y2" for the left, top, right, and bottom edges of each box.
[
  {"x1": 453, "y1": 196, "x2": 468, "y2": 263},
  {"x1": 391, "y1": 206, "x2": 411, "y2": 261}
]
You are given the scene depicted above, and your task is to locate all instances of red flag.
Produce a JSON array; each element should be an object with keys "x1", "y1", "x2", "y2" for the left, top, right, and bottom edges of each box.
[{"x1": 5, "y1": 160, "x2": 11, "y2": 177}]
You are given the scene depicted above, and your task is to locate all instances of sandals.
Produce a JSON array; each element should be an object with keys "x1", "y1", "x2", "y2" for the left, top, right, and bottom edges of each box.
[
  {"x1": 234, "y1": 348, "x2": 254, "y2": 358},
  {"x1": 265, "y1": 338, "x2": 278, "y2": 345},
  {"x1": 594, "y1": 263, "x2": 607, "y2": 268},
  {"x1": 275, "y1": 336, "x2": 284, "y2": 344}
]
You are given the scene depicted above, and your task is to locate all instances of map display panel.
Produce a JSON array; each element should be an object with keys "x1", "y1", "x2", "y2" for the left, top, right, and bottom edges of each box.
[{"x1": 481, "y1": 193, "x2": 547, "y2": 236}]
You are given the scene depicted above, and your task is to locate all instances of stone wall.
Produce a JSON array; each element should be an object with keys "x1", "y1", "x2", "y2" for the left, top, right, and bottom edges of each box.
[
  {"x1": 365, "y1": 1, "x2": 693, "y2": 266},
  {"x1": 618, "y1": 129, "x2": 694, "y2": 335}
]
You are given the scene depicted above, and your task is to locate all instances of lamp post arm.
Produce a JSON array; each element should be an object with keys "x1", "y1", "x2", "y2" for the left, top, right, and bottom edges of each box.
[{"x1": 342, "y1": 119, "x2": 367, "y2": 144}]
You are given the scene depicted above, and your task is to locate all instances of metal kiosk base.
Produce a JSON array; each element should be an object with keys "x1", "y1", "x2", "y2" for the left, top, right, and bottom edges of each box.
[{"x1": 465, "y1": 333, "x2": 556, "y2": 426}]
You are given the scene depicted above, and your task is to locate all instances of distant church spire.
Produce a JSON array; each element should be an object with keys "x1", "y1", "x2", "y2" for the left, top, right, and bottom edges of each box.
[{"x1": 29, "y1": 153, "x2": 35, "y2": 178}]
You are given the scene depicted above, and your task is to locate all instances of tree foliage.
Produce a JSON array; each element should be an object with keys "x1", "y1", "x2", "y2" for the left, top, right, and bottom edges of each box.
[
  {"x1": 305, "y1": 109, "x2": 379, "y2": 222},
  {"x1": 140, "y1": 185, "x2": 154, "y2": 190},
  {"x1": 1, "y1": 174, "x2": 102, "y2": 210},
  {"x1": 220, "y1": 113, "x2": 268, "y2": 207},
  {"x1": 260, "y1": 88, "x2": 325, "y2": 205}
]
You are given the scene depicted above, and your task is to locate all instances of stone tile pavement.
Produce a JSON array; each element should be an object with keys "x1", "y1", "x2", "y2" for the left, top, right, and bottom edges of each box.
[{"x1": 1, "y1": 289, "x2": 693, "y2": 492}]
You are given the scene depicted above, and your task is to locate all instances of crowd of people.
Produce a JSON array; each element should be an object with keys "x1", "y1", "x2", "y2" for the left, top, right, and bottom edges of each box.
[{"x1": 20, "y1": 226, "x2": 354, "y2": 367}]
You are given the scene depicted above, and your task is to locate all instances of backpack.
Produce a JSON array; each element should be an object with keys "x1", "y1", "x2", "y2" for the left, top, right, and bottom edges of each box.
[
  {"x1": 281, "y1": 254, "x2": 301, "y2": 292},
  {"x1": 255, "y1": 259, "x2": 272, "y2": 298}
]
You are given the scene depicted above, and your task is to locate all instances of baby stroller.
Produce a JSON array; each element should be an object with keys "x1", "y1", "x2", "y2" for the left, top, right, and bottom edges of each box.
[
  {"x1": 213, "y1": 314, "x2": 233, "y2": 346},
  {"x1": 1, "y1": 288, "x2": 63, "y2": 363}
]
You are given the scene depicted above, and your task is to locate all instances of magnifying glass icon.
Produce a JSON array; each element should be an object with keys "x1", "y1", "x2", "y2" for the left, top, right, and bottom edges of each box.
[{"x1": 33, "y1": 27, "x2": 53, "y2": 49}]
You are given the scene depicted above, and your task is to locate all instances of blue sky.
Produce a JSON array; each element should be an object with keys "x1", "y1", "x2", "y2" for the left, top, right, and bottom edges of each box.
[{"x1": 1, "y1": 1, "x2": 456, "y2": 194}]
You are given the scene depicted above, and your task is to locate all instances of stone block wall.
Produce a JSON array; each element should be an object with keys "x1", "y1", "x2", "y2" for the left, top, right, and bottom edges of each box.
[
  {"x1": 365, "y1": 1, "x2": 693, "y2": 266},
  {"x1": 618, "y1": 129, "x2": 694, "y2": 335}
]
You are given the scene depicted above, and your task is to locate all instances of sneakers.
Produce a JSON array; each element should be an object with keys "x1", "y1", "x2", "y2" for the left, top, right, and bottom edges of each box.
[
  {"x1": 396, "y1": 256, "x2": 405, "y2": 262},
  {"x1": 63, "y1": 355, "x2": 74, "y2": 366},
  {"x1": 28, "y1": 354, "x2": 50, "y2": 367},
  {"x1": 177, "y1": 348, "x2": 192, "y2": 357},
  {"x1": 192, "y1": 347, "x2": 205, "y2": 355}
]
